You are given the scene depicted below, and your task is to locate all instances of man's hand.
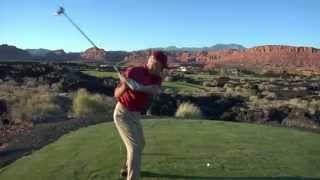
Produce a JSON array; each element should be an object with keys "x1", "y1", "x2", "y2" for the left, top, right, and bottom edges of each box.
[{"x1": 114, "y1": 81, "x2": 128, "y2": 98}]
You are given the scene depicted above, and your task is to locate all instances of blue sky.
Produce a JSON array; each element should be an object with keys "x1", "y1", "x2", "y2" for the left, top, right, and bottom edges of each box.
[{"x1": 1, "y1": 0, "x2": 319, "y2": 52}]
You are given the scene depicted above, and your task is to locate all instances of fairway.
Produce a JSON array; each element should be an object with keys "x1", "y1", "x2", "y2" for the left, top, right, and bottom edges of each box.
[
  {"x1": 0, "y1": 119, "x2": 319, "y2": 180},
  {"x1": 81, "y1": 70, "x2": 119, "y2": 79}
]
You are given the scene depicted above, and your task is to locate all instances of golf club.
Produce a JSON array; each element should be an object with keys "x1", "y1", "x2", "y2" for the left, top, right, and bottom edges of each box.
[
  {"x1": 54, "y1": 6, "x2": 128, "y2": 81},
  {"x1": 54, "y1": 6, "x2": 98, "y2": 48}
]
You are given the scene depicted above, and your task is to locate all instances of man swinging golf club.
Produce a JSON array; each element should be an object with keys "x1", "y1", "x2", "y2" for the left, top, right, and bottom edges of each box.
[
  {"x1": 113, "y1": 51, "x2": 168, "y2": 180},
  {"x1": 54, "y1": 6, "x2": 168, "y2": 179}
]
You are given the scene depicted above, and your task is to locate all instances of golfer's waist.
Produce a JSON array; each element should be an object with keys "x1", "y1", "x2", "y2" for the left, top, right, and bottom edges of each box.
[{"x1": 117, "y1": 102, "x2": 142, "y2": 114}]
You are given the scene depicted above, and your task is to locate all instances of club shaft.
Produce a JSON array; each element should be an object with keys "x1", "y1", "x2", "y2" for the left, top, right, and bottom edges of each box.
[{"x1": 63, "y1": 13, "x2": 98, "y2": 48}]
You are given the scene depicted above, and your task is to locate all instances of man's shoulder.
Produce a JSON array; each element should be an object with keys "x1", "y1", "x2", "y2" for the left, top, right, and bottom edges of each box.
[
  {"x1": 125, "y1": 65, "x2": 147, "y2": 78},
  {"x1": 127, "y1": 65, "x2": 146, "y2": 71}
]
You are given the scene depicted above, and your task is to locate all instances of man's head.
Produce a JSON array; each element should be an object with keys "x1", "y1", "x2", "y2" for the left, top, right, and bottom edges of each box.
[{"x1": 147, "y1": 51, "x2": 168, "y2": 76}]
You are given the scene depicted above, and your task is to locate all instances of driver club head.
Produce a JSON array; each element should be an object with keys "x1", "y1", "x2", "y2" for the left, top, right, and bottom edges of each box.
[{"x1": 53, "y1": 6, "x2": 65, "y2": 16}]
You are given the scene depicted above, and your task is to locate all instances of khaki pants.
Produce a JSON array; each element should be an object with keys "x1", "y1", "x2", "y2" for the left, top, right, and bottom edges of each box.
[{"x1": 113, "y1": 102, "x2": 145, "y2": 180}]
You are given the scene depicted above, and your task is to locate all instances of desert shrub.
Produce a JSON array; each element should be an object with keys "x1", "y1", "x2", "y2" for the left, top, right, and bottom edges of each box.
[
  {"x1": 224, "y1": 86, "x2": 257, "y2": 97},
  {"x1": 249, "y1": 96, "x2": 259, "y2": 103},
  {"x1": 261, "y1": 91, "x2": 277, "y2": 99},
  {"x1": 288, "y1": 98, "x2": 308, "y2": 110},
  {"x1": 23, "y1": 78, "x2": 38, "y2": 88},
  {"x1": 210, "y1": 87, "x2": 224, "y2": 93},
  {"x1": 218, "y1": 68, "x2": 227, "y2": 77},
  {"x1": 175, "y1": 102, "x2": 202, "y2": 119},
  {"x1": 224, "y1": 86, "x2": 235, "y2": 97},
  {"x1": 0, "y1": 85, "x2": 62, "y2": 124},
  {"x1": 292, "y1": 87, "x2": 307, "y2": 92},
  {"x1": 223, "y1": 83, "x2": 235, "y2": 89},
  {"x1": 248, "y1": 96, "x2": 273, "y2": 109},
  {"x1": 202, "y1": 81, "x2": 213, "y2": 87},
  {"x1": 264, "y1": 84, "x2": 277, "y2": 91},
  {"x1": 293, "y1": 76, "x2": 302, "y2": 81},
  {"x1": 287, "y1": 98, "x2": 320, "y2": 115},
  {"x1": 15, "y1": 94, "x2": 60, "y2": 123},
  {"x1": 269, "y1": 78, "x2": 277, "y2": 83},
  {"x1": 240, "y1": 88, "x2": 257, "y2": 97},
  {"x1": 72, "y1": 89, "x2": 113, "y2": 119},
  {"x1": 282, "y1": 116, "x2": 318, "y2": 129},
  {"x1": 307, "y1": 99, "x2": 320, "y2": 115}
]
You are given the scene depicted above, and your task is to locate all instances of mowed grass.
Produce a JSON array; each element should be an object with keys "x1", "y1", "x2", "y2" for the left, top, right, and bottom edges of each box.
[
  {"x1": 163, "y1": 81, "x2": 209, "y2": 94},
  {"x1": 81, "y1": 70, "x2": 118, "y2": 79},
  {"x1": 1, "y1": 119, "x2": 319, "y2": 180}
]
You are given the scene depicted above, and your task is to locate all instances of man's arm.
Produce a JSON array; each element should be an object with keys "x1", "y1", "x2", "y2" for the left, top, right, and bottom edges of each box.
[
  {"x1": 114, "y1": 81, "x2": 128, "y2": 98},
  {"x1": 126, "y1": 78, "x2": 160, "y2": 95},
  {"x1": 139, "y1": 84, "x2": 160, "y2": 95}
]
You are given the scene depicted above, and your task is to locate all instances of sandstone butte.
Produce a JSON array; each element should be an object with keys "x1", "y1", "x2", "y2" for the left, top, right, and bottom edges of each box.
[{"x1": 124, "y1": 45, "x2": 320, "y2": 74}]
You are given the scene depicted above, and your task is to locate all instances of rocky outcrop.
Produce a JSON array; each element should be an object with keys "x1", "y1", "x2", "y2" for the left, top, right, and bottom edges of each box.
[
  {"x1": 203, "y1": 45, "x2": 320, "y2": 73},
  {"x1": 80, "y1": 47, "x2": 107, "y2": 61},
  {"x1": 124, "y1": 45, "x2": 320, "y2": 74}
]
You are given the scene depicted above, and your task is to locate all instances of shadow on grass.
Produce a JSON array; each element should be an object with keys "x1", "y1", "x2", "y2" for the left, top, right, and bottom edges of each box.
[
  {"x1": 141, "y1": 171, "x2": 316, "y2": 180},
  {"x1": 0, "y1": 148, "x2": 31, "y2": 158}
]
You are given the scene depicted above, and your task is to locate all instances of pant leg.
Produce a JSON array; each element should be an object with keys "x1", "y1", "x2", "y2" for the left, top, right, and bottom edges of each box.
[{"x1": 114, "y1": 103, "x2": 144, "y2": 180}]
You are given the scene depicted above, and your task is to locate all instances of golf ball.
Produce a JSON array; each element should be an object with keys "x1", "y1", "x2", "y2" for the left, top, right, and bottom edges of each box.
[{"x1": 206, "y1": 163, "x2": 211, "y2": 167}]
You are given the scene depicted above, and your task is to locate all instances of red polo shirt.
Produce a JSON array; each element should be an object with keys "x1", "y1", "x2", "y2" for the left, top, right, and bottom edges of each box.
[{"x1": 117, "y1": 64, "x2": 162, "y2": 112}]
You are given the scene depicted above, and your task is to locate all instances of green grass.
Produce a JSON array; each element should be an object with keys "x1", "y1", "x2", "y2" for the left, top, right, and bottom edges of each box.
[
  {"x1": 184, "y1": 73, "x2": 217, "y2": 81},
  {"x1": 0, "y1": 118, "x2": 319, "y2": 180},
  {"x1": 163, "y1": 81, "x2": 209, "y2": 95},
  {"x1": 81, "y1": 70, "x2": 118, "y2": 79}
]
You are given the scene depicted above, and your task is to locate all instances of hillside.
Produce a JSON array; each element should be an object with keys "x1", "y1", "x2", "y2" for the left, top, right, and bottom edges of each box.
[
  {"x1": 151, "y1": 43, "x2": 246, "y2": 52},
  {"x1": 0, "y1": 44, "x2": 32, "y2": 60},
  {"x1": 2, "y1": 43, "x2": 320, "y2": 73},
  {"x1": 125, "y1": 45, "x2": 320, "y2": 74},
  {"x1": 204, "y1": 45, "x2": 320, "y2": 73},
  {"x1": 0, "y1": 119, "x2": 319, "y2": 179}
]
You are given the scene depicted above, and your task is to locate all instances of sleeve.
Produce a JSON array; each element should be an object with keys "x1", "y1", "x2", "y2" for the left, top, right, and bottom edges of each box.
[{"x1": 124, "y1": 67, "x2": 136, "y2": 79}]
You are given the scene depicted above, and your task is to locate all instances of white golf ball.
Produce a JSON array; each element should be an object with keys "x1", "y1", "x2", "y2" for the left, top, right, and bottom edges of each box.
[{"x1": 206, "y1": 163, "x2": 211, "y2": 167}]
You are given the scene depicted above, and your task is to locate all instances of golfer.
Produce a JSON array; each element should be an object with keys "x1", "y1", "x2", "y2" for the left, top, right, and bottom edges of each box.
[{"x1": 113, "y1": 51, "x2": 168, "y2": 180}]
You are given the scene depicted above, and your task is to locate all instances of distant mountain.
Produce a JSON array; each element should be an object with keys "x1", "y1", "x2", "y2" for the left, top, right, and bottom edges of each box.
[
  {"x1": 45, "y1": 49, "x2": 68, "y2": 61},
  {"x1": 0, "y1": 44, "x2": 32, "y2": 60},
  {"x1": 25, "y1": 48, "x2": 51, "y2": 57},
  {"x1": 124, "y1": 45, "x2": 320, "y2": 74},
  {"x1": 152, "y1": 43, "x2": 246, "y2": 52},
  {"x1": 3, "y1": 44, "x2": 320, "y2": 74},
  {"x1": 178, "y1": 45, "x2": 320, "y2": 74}
]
